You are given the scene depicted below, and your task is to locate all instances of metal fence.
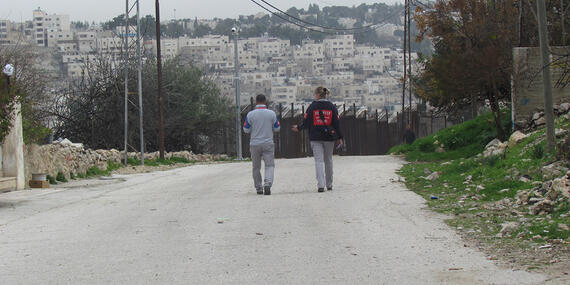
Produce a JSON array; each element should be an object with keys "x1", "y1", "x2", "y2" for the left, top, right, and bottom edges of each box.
[{"x1": 212, "y1": 104, "x2": 452, "y2": 158}]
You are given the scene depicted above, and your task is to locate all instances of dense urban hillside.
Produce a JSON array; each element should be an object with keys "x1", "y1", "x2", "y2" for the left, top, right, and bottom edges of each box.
[{"x1": 100, "y1": 2, "x2": 431, "y2": 52}]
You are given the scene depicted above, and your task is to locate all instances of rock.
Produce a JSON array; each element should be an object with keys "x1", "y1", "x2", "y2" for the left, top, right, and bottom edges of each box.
[
  {"x1": 532, "y1": 112, "x2": 543, "y2": 121},
  {"x1": 558, "y1": 223, "x2": 570, "y2": 231},
  {"x1": 516, "y1": 190, "x2": 530, "y2": 205},
  {"x1": 508, "y1": 131, "x2": 528, "y2": 147},
  {"x1": 476, "y1": 185, "x2": 485, "y2": 191},
  {"x1": 529, "y1": 199, "x2": 555, "y2": 215},
  {"x1": 485, "y1": 139, "x2": 502, "y2": 149},
  {"x1": 541, "y1": 162, "x2": 567, "y2": 178},
  {"x1": 519, "y1": 175, "x2": 532, "y2": 183},
  {"x1": 499, "y1": 222, "x2": 520, "y2": 235},
  {"x1": 424, "y1": 168, "x2": 431, "y2": 175},
  {"x1": 555, "y1": 128, "x2": 568, "y2": 138},
  {"x1": 528, "y1": 197, "x2": 545, "y2": 205},
  {"x1": 535, "y1": 117, "x2": 546, "y2": 126},
  {"x1": 425, "y1": 172, "x2": 440, "y2": 181},
  {"x1": 435, "y1": 147, "x2": 445, "y2": 153},
  {"x1": 550, "y1": 176, "x2": 570, "y2": 199},
  {"x1": 559, "y1": 102, "x2": 570, "y2": 114}
]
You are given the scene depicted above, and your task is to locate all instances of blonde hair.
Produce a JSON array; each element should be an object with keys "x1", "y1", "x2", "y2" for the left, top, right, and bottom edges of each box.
[{"x1": 315, "y1": 86, "x2": 330, "y2": 99}]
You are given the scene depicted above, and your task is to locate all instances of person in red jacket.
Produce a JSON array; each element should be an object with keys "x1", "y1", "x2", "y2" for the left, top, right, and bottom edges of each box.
[{"x1": 292, "y1": 87, "x2": 344, "y2": 192}]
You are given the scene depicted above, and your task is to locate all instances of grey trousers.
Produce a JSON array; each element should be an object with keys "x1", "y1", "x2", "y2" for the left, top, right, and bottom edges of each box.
[
  {"x1": 310, "y1": 141, "x2": 335, "y2": 189},
  {"x1": 250, "y1": 143, "x2": 275, "y2": 189}
]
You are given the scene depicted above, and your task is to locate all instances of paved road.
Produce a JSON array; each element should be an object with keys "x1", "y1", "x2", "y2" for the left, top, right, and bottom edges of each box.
[{"x1": 0, "y1": 156, "x2": 546, "y2": 284}]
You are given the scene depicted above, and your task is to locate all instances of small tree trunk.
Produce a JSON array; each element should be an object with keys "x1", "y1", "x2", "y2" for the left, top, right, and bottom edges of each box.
[{"x1": 488, "y1": 91, "x2": 505, "y2": 141}]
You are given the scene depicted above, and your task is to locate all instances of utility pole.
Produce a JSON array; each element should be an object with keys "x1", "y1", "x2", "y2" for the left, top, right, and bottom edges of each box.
[
  {"x1": 407, "y1": 0, "x2": 412, "y2": 126},
  {"x1": 562, "y1": 0, "x2": 566, "y2": 46},
  {"x1": 233, "y1": 27, "x2": 243, "y2": 160},
  {"x1": 156, "y1": 0, "x2": 166, "y2": 159},
  {"x1": 402, "y1": 0, "x2": 407, "y2": 130},
  {"x1": 536, "y1": 0, "x2": 556, "y2": 153},
  {"x1": 124, "y1": 0, "x2": 130, "y2": 166},
  {"x1": 136, "y1": 0, "x2": 145, "y2": 165}
]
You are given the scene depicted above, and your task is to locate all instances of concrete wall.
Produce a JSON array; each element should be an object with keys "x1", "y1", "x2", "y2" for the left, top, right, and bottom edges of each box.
[
  {"x1": 1, "y1": 103, "x2": 25, "y2": 189},
  {"x1": 512, "y1": 47, "x2": 570, "y2": 128}
]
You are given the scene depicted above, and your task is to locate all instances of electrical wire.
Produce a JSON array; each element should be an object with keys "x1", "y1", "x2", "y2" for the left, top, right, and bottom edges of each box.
[
  {"x1": 258, "y1": 0, "x2": 377, "y2": 31},
  {"x1": 249, "y1": 0, "x2": 407, "y2": 35},
  {"x1": 249, "y1": 0, "x2": 338, "y2": 34}
]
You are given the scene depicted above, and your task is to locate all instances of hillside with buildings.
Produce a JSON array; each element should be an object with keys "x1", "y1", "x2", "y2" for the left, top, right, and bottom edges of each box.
[{"x1": 0, "y1": 4, "x2": 424, "y2": 114}]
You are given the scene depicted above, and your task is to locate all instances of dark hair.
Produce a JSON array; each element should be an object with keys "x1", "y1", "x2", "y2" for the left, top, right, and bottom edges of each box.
[
  {"x1": 256, "y1": 94, "x2": 267, "y2": 103},
  {"x1": 315, "y1": 86, "x2": 330, "y2": 99}
]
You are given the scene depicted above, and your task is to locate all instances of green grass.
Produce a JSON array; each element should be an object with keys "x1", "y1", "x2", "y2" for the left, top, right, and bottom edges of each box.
[
  {"x1": 389, "y1": 111, "x2": 512, "y2": 161},
  {"x1": 395, "y1": 110, "x2": 570, "y2": 247}
]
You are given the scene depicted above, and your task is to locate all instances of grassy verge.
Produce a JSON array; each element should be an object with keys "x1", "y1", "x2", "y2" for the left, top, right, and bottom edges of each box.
[{"x1": 390, "y1": 111, "x2": 570, "y2": 270}]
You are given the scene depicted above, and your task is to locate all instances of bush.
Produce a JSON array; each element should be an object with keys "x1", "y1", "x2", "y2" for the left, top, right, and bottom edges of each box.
[
  {"x1": 416, "y1": 138, "x2": 436, "y2": 152},
  {"x1": 532, "y1": 144, "x2": 544, "y2": 159},
  {"x1": 483, "y1": 155, "x2": 500, "y2": 167},
  {"x1": 46, "y1": 175, "x2": 57, "y2": 185},
  {"x1": 56, "y1": 172, "x2": 68, "y2": 183},
  {"x1": 388, "y1": 143, "x2": 413, "y2": 154}
]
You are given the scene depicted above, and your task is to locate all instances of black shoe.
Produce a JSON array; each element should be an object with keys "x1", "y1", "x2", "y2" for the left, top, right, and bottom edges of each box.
[
  {"x1": 327, "y1": 187, "x2": 333, "y2": 191},
  {"x1": 264, "y1": 186, "x2": 271, "y2": 195},
  {"x1": 256, "y1": 188, "x2": 263, "y2": 195},
  {"x1": 318, "y1": 188, "x2": 325, "y2": 193}
]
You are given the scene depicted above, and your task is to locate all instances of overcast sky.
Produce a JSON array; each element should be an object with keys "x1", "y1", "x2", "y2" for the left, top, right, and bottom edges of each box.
[{"x1": 1, "y1": 0, "x2": 402, "y2": 23}]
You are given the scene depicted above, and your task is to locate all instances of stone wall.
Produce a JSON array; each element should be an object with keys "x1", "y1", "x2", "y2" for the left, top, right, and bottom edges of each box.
[
  {"x1": 24, "y1": 141, "x2": 228, "y2": 184},
  {"x1": 2, "y1": 102, "x2": 25, "y2": 189},
  {"x1": 512, "y1": 47, "x2": 570, "y2": 129}
]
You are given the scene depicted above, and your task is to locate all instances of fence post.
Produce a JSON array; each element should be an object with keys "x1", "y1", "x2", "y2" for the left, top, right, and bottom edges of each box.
[
  {"x1": 444, "y1": 114, "x2": 447, "y2": 128},
  {"x1": 430, "y1": 111, "x2": 433, "y2": 135},
  {"x1": 291, "y1": 103, "x2": 295, "y2": 118},
  {"x1": 250, "y1": 97, "x2": 254, "y2": 111},
  {"x1": 353, "y1": 103, "x2": 357, "y2": 117},
  {"x1": 343, "y1": 104, "x2": 346, "y2": 116}
]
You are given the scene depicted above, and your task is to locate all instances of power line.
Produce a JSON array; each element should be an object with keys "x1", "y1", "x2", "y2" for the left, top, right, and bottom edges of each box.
[
  {"x1": 249, "y1": 0, "x2": 408, "y2": 35},
  {"x1": 250, "y1": 0, "x2": 337, "y2": 34},
  {"x1": 258, "y1": 0, "x2": 376, "y2": 31}
]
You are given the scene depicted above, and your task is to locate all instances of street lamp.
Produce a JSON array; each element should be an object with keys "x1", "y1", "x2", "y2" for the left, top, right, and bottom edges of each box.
[
  {"x1": 3, "y1": 64, "x2": 14, "y2": 89},
  {"x1": 232, "y1": 27, "x2": 243, "y2": 160}
]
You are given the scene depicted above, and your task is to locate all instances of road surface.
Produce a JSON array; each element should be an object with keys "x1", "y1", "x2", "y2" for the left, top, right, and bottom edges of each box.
[{"x1": 0, "y1": 156, "x2": 546, "y2": 284}]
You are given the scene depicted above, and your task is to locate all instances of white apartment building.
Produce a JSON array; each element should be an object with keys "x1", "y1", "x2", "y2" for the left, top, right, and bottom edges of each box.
[
  {"x1": 271, "y1": 84, "x2": 297, "y2": 106},
  {"x1": 76, "y1": 31, "x2": 97, "y2": 53},
  {"x1": 323, "y1": 72, "x2": 354, "y2": 86},
  {"x1": 0, "y1": 20, "x2": 13, "y2": 45},
  {"x1": 258, "y1": 37, "x2": 290, "y2": 59},
  {"x1": 33, "y1": 8, "x2": 70, "y2": 47},
  {"x1": 323, "y1": 35, "x2": 355, "y2": 58}
]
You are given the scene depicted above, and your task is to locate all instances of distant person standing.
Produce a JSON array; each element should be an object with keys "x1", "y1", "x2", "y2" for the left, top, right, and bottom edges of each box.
[
  {"x1": 292, "y1": 87, "x2": 343, "y2": 193},
  {"x1": 243, "y1": 94, "x2": 281, "y2": 195},
  {"x1": 403, "y1": 124, "x2": 416, "y2": 144}
]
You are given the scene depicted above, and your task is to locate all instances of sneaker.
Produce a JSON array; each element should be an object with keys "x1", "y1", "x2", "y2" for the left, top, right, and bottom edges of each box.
[
  {"x1": 327, "y1": 187, "x2": 333, "y2": 191},
  {"x1": 256, "y1": 188, "x2": 264, "y2": 195},
  {"x1": 318, "y1": 188, "x2": 325, "y2": 193},
  {"x1": 264, "y1": 186, "x2": 271, "y2": 195}
]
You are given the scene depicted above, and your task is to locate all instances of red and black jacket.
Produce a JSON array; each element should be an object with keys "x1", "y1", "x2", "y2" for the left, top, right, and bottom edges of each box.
[{"x1": 298, "y1": 99, "x2": 343, "y2": 141}]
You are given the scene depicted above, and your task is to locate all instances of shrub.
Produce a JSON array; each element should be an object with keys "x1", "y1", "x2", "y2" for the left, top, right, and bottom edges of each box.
[
  {"x1": 532, "y1": 144, "x2": 544, "y2": 159},
  {"x1": 417, "y1": 139, "x2": 435, "y2": 152},
  {"x1": 56, "y1": 172, "x2": 68, "y2": 183},
  {"x1": 46, "y1": 175, "x2": 57, "y2": 185},
  {"x1": 483, "y1": 155, "x2": 500, "y2": 167}
]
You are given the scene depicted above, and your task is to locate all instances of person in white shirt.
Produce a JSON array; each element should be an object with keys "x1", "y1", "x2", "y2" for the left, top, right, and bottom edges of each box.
[{"x1": 243, "y1": 94, "x2": 281, "y2": 195}]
